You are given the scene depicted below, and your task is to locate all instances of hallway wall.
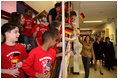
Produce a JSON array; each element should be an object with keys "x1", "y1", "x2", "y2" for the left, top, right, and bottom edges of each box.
[
  {"x1": 92, "y1": 18, "x2": 117, "y2": 58},
  {"x1": 93, "y1": 18, "x2": 117, "y2": 44}
]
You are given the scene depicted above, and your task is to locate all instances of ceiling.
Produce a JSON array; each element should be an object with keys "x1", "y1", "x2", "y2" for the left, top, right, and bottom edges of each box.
[
  {"x1": 72, "y1": 1, "x2": 117, "y2": 29},
  {"x1": 24, "y1": 1, "x2": 56, "y2": 13}
]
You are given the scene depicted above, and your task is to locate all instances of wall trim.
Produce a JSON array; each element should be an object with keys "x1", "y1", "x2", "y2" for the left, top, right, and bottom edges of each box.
[{"x1": 1, "y1": 10, "x2": 10, "y2": 20}]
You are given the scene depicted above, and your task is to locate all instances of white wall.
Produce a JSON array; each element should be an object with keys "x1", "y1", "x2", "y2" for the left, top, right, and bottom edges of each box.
[
  {"x1": 1, "y1": 19, "x2": 8, "y2": 26},
  {"x1": 104, "y1": 23, "x2": 116, "y2": 44},
  {"x1": 24, "y1": 1, "x2": 57, "y2": 13}
]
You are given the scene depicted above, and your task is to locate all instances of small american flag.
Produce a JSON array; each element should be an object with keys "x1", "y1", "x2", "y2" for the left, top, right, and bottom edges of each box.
[{"x1": 46, "y1": 61, "x2": 51, "y2": 71}]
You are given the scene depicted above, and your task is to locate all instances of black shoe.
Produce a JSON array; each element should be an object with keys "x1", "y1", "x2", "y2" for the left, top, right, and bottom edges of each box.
[
  {"x1": 108, "y1": 68, "x2": 110, "y2": 71},
  {"x1": 94, "y1": 68, "x2": 97, "y2": 71},
  {"x1": 91, "y1": 62, "x2": 93, "y2": 65},
  {"x1": 100, "y1": 72, "x2": 103, "y2": 75},
  {"x1": 111, "y1": 67, "x2": 114, "y2": 70}
]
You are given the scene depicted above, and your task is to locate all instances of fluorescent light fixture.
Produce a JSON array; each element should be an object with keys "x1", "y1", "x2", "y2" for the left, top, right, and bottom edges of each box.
[{"x1": 83, "y1": 21, "x2": 103, "y2": 23}]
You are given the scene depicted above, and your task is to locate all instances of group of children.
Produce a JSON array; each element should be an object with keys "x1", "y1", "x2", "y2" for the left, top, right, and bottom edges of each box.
[
  {"x1": 1, "y1": 20, "x2": 61, "y2": 78},
  {"x1": 1, "y1": 1, "x2": 80, "y2": 78}
]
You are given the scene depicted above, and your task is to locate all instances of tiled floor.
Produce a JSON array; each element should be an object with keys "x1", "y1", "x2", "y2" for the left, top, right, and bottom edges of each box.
[{"x1": 67, "y1": 55, "x2": 117, "y2": 78}]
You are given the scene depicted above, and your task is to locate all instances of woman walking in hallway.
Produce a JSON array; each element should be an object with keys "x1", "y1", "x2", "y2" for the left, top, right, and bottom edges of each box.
[
  {"x1": 93, "y1": 36, "x2": 104, "y2": 75},
  {"x1": 78, "y1": 35, "x2": 95, "y2": 78}
]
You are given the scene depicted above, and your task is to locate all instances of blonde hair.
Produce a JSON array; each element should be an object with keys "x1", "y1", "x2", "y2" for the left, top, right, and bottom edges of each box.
[{"x1": 96, "y1": 36, "x2": 101, "y2": 41}]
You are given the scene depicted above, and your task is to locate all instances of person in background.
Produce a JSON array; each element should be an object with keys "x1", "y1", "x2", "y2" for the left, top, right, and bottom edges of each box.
[
  {"x1": 55, "y1": 15, "x2": 62, "y2": 36},
  {"x1": 100, "y1": 37, "x2": 105, "y2": 66},
  {"x1": 65, "y1": 11, "x2": 79, "y2": 41},
  {"x1": 22, "y1": 8, "x2": 34, "y2": 51},
  {"x1": 32, "y1": 14, "x2": 49, "y2": 47},
  {"x1": 22, "y1": 31, "x2": 57, "y2": 78},
  {"x1": 49, "y1": 20, "x2": 62, "y2": 78},
  {"x1": 78, "y1": 35, "x2": 95, "y2": 78},
  {"x1": 65, "y1": 12, "x2": 77, "y2": 42},
  {"x1": 1, "y1": 23, "x2": 27, "y2": 78},
  {"x1": 3, "y1": 12, "x2": 25, "y2": 44},
  {"x1": 8, "y1": 12, "x2": 31, "y2": 51},
  {"x1": 93, "y1": 36, "x2": 104, "y2": 75},
  {"x1": 50, "y1": 20, "x2": 61, "y2": 32},
  {"x1": 47, "y1": 3, "x2": 61, "y2": 29},
  {"x1": 104, "y1": 37, "x2": 115, "y2": 71},
  {"x1": 50, "y1": 20, "x2": 62, "y2": 56},
  {"x1": 65, "y1": 1, "x2": 71, "y2": 13},
  {"x1": 59, "y1": 1, "x2": 71, "y2": 14},
  {"x1": 65, "y1": 11, "x2": 77, "y2": 25}
]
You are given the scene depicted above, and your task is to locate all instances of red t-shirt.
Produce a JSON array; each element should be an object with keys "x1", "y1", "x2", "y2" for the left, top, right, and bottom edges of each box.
[
  {"x1": 65, "y1": 5, "x2": 69, "y2": 13},
  {"x1": 60, "y1": 26, "x2": 62, "y2": 35},
  {"x1": 32, "y1": 24, "x2": 49, "y2": 46},
  {"x1": 22, "y1": 46, "x2": 56, "y2": 78},
  {"x1": 23, "y1": 16, "x2": 34, "y2": 37},
  {"x1": 59, "y1": 6, "x2": 69, "y2": 14},
  {"x1": 66, "y1": 18, "x2": 73, "y2": 25},
  {"x1": 54, "y1": 41, "x2": 59, "y2": 52},
  {"x1": 1, "y1": 43, "x2": 27, "y2": 78},
  {"x1": 54, "y1": 44, "x2": 57, "y2": 51}
]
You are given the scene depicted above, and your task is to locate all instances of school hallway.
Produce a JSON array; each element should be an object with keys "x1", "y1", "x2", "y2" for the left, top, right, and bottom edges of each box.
[
  {"x1": 1, "y1": 1, "x2": 117, "y2": 78},
  {"x1": 68, "y1": 44, "x2": 117, "y2": 78},
  {"x1": 66, "y1": 2, "x2": 117, "y2": 78}
]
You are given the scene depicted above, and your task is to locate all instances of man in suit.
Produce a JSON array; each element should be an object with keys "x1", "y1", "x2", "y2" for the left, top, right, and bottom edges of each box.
[{"x1": 104, "y1": 37, "x2": 115, "y2": 71}]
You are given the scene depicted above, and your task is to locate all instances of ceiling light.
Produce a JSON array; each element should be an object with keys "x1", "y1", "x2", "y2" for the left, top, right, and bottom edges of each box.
[{"x1": 83, "y1": 21, "x2": 103, "y2": 23}]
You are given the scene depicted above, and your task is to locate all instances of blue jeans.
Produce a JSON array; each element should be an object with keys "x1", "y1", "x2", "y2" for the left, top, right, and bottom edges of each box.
[{"x1": 23, "y1": 35, "x2": 33, "y2": 50}]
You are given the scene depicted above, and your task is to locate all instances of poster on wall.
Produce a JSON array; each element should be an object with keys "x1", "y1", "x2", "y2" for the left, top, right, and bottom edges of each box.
[
  {"x1": 105, "y1": 28, "x2": 109, "y2": 37},
  {"x1": 110, "y1": 34, "x2": 114, "y2": 40}
]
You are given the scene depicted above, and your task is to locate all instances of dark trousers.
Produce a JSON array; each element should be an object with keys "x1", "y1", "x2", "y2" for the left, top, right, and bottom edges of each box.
[
  {"x1": 82, "y1": 56, "x2": 91, "y2": 78},
  {"x1": 56, "y1": 58, "x2": 62, "y2": 78},
  {"x1": 105, "y1": 56, "x2": 114, "y2": 69}
]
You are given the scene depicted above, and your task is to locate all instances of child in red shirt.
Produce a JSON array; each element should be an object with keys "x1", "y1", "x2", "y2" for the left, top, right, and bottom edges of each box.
[
  {"x1": 50, "y1": 20, "x2": 62, "y2": 52},
  {"x1": 22, "y1": 8, "x2": 34, "y2": 50},
  {"x1": 22, "y1": 31, "x2": 57, "y2": 78},
  {"x1": 1, "y1": 23, "x2": 27, "y2": 78},
  {"x1": 32, "y1": 14, "x2": 49, "y2": 47},
  {"x1": 59, "y1": 2, "x2": 70, "y2": 14}
]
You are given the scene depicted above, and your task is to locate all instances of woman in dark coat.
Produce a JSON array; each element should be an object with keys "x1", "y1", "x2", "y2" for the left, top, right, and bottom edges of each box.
[
  {"x1": 93, "y1": 36, "x2": 103, "y2": 75},
  {"x1": 104, "y1": 37, "x2": 115, "y2": 70}
]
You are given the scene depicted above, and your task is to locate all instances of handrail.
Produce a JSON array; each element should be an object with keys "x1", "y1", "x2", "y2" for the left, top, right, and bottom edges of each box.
[{"x1": 33, "y1": 10, "x2": 48, "y2": 21}]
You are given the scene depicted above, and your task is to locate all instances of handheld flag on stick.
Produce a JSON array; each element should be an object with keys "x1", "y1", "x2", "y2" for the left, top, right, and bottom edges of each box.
[
  {"x1": 65, "y1": 27, "x2": 73, "y2": 52},
  {"x1": 65, "y1": 35, "x2": 70, "y2": 52},
  {"x1": 12, "y1": 53, "x2": 19, "y2": 63},
  {"x1": 79, "y1": 13, "x2": 85, "y2": 20},
  {"x1": 65, "y1": 27, "x2": 73, "y2": 35}
]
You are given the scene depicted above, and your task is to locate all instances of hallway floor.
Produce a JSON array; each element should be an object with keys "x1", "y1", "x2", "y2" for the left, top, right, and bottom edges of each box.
[{"x1": 67, "y1": 55, "x2": 117, "y2": 78}]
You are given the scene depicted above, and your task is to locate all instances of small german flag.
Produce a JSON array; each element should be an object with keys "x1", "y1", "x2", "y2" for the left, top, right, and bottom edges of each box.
[
  {"x1": 79, "y1": 13, "x2": 85, "y2": 20},
  {"x1": 65, "y1": 27, "x2": 73, "y2": 35},
  {"x1": 12, "y1": 53, "x2": 19, "y2": 63}
]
